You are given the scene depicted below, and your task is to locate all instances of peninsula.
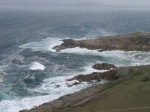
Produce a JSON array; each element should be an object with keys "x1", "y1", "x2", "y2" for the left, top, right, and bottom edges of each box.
[{"x1": 53, "y1": 32, "x2": 150, "y2": 51}]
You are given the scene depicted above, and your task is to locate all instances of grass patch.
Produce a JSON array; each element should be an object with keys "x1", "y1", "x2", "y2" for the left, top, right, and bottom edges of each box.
[{"x1": 67, "y1": 66, "x2": 150, "y2": 112}]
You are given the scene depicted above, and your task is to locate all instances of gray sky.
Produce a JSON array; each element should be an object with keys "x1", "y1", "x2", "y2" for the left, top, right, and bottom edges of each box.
[{"x1": 0, "y1": 0, "x2": 150, "y2": 8}]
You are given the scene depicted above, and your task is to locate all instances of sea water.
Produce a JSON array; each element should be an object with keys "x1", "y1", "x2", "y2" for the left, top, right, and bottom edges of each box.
[{"x1": 0, "y1": 8, "x2": 150, "y2": 112}]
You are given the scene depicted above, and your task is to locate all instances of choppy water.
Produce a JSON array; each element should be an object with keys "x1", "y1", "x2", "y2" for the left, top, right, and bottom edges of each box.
[{"x1": 0, "y1": 8, "x2": 150, "y2": 112}]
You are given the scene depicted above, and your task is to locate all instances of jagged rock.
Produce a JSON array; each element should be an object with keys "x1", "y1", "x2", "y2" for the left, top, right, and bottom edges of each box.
[
  {"x1": 92, "y1": 63, "x2": 117, "y2": 70},
  {"x1": 68, "y1": 69, "x2": 119, "y2": 82},
  {"x1": 53, "y1": 32, "x2": 150, "y2": 51},
  {"x1": 67, "y1": 63, "x2": 119, "y2": 83},
  {"x1": 62, "y1": 39, "x2": 74, "y2": 43},
  {"x1": 62, "y1": 39, "x2": 75, "y2": 47},
  {"x1": 53, "y1": 45, "x2": 65, "y2": 51}
]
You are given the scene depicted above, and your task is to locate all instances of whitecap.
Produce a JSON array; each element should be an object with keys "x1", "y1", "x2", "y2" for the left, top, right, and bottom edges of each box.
[
  {"x1": 0, "y1": 75, "x2": 91, "y2": 112},
  {"x1": 61, "y1": 47, "x2": 150, "y2": 66},
  {"x1": 61, "y1": 47, "x2": 100, "y2": 55},
  {"x1": 19, "y1": 37, "x2": 150, "y2": 67},
  {"x1": 80, "y1": 65, "x2": 109, "y2": 74},
  {"x1": 29, "y1": 62, "x2": 45, "y2": 70},
  {"x1": 19, "y1": 37, "x2": 63, "y2": 52}
]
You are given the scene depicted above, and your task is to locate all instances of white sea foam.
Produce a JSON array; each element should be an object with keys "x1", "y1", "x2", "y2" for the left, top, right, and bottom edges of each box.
[
  {"x1": 61, "y1": 47, "x2": 150, "y2": 66},
  {"x1": 0, "y1": 94, "x2": 59, "y2": 112},
  {"x1": 61, "y1": 47, "x2": 125, "y2": 57},
  {"x1": 0, "y1": 68, "x2": 106, "y2": 112},
  {"x1": 0, "y1": 76, "x2": 91, "y2": 112},
  {"x1": 29, "y1": 62, "x2": 45, "y2": 70},
  {"x1": 19, "y1": 35, "x2": 150, "y2": 67},
  {"x1": 19, "y1": 37, "x2": 63, "y2": 52},
  {"x1": 61, "y1": 47, "x2": 100, "y2": 55},
  {"x1": 30, "y1": 76, "x2": 88, "y2": 94},
  {"x1": 80, "y1": 65, "x2": 108, "y2": 74},
  {"x1": 21, "y1": 36, "x2": 150, "y2": 66}
]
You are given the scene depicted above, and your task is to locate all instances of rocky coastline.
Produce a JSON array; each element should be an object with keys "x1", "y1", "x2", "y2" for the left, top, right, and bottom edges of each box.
[
  {"x1": 67, "y1": 63, "x2": 119, "y2": 83},
  {"x1": 20, "y1": 32, "x2": 150, "y2": 112},
  {"x1": 53, "y1": 32, "x2": 150, "y2": 51},
  {"x1": 20, "y1": 65, "x2": 150, "y2": 112}
]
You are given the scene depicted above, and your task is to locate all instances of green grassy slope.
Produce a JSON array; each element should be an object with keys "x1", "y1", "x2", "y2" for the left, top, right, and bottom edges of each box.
[{"x1": 66, "y1": 66, "x2": 150, "y2": 112}]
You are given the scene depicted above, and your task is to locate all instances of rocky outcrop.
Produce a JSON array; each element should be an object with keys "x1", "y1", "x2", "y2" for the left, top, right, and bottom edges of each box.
[
  {"x1": 68, "y1": 69, "x2": 119, "y2": 82},
  {"x1": 92, "y1": 63, "x2": 118, "y2": 70},
  {"x1": 53, "y1": 32, "x2": 150, "y2": 51},
  {"x1": 67, "y1": 63, "x2": 118, "y2": 83},
  {"x1": 53, "y1": 39, "x2": 75, "y2": 50}
]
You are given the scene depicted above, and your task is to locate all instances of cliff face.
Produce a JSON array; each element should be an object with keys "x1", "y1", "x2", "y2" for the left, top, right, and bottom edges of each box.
[{"x1": 53, "y1": 32, "x2": 150, "y2": 51}]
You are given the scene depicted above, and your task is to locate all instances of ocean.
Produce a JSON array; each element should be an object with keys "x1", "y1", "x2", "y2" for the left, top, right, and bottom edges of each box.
[{"x1": 0, "y1": 8, "x2": 150, "y2": 112}]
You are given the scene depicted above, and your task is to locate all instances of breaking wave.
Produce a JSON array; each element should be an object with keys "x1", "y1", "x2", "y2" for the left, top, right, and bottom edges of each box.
[
  {"x1": 29, "y1": 62, "x2": 45, "y2": 70},
  {"x1": 0, "y1": 76, "x2": 91, "y2": 112}
]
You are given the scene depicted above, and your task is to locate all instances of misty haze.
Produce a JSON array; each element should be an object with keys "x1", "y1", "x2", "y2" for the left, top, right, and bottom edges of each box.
[{"x1": 0, "y1": 0, "x2": 150, "y2": 9}]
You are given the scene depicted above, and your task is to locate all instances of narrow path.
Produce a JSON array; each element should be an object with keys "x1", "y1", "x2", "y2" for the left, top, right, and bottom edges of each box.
[{"x1": 72, "y1": 84, "x2": 111, "y2": 107}]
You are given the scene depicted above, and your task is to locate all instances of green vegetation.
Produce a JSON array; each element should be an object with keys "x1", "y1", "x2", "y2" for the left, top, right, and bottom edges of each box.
[{"x1": 66, "y1": 66, "x2": 150, "y2": 112}]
